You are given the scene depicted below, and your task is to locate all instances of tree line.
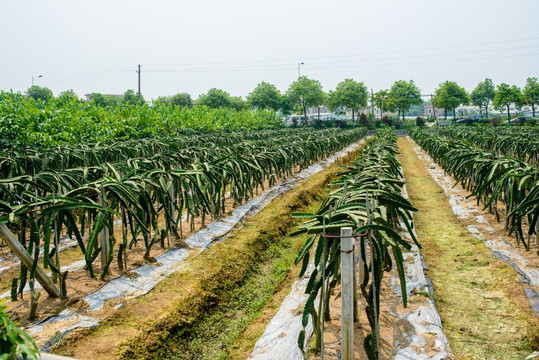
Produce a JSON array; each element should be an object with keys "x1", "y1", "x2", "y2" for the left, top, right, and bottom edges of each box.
[
  {"x1": 431, "y1": 78, "x2": 539, "y2": 123},
  {"x1": 22, "y1": 76, "x2": 539, "y2": 125}
]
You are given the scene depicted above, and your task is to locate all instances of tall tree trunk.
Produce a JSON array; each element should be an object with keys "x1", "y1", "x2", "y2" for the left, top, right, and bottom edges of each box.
[
  {"x1": 444, "y1": 108, "x2": 447, "y2": 120},
  {"x1": 485, "y1": 102, "x2": 489, "y2": 117},
  {"x1": 507, "y1": 104, "x2": 511, "y2": 124},
  {"x1": 533, "y1": 103, "x2": 536, "y2": 117},
  {"x1": 453, "y1": 107, "x2": 456, "y2": 125}
]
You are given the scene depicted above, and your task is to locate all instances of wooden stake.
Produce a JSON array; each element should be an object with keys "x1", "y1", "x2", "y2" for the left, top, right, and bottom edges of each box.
[
  {"x1": 0, "y1": 224, "x2": 60, "y2": 298},
  {"x1": 99, "y1": 189, "x2": 110, "y2": 274}
]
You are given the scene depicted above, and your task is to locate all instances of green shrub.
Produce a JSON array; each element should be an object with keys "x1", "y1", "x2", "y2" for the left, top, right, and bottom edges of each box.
[
  {"x1": 359, "y1": 112, "x2": 369, "y2": 126},
  {"x1": 0, "y1": 301, "x2": 40, "y2": 360},
  {"x1": 416, "y1": 116, "x2": 426, "y2": 127}
]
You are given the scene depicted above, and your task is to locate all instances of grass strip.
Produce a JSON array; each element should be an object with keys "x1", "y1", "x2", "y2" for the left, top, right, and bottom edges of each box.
[{"x1": 397, "y1": 137, "x2": 539, "y2": 360}]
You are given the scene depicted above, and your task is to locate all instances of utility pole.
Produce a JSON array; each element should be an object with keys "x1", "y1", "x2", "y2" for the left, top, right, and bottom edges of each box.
[
  {"x1": 136, "y1": 64, "x2": 141, "y2": 100},
  {"x1": 431, "y1": 94, "x2": 436, "y2": 120}
]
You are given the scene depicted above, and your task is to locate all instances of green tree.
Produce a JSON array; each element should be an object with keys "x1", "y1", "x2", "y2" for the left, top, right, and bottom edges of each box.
[
  {"x1": 57, "y1": 89, "x2": 80, "y2": 103},
  {"x1": 493, "y1": 83, "x2": 525, "y2": 122},
  {"x1": 154, "y1": 96, "x2": 171, "y2": 105},
  {"x1": 373, "y1": 89, "x2": 389, "y2": 119},
  {"x1": 279, "y1": 94, "x2": 293, "y2": 122},
  {"x1": 229, "y1": 96, "x2": 249, "y2": 111},
  {"x1": 327, "y1": 79, "x2": 368, "y2": 123},
  {"x1": 387, "y1": 80, "x2": 422, "y2": 126},
  {"x1": 25, "y1": 86, "x2": 53, "y2": 101},
  {"x1": 247, "y1": 82, "x2": 281, "y2": 111},
  {"x1": 89, "y1": 93, "x2": 120, "y2": 107},
  {"x1": 432, "y1": 81, "x2": 469, "y2": 124},
  {"x1": 523, "y1": 77, "x2": 539, "y2": 117},
  {"x1": 470, "y1": 78, "x2": 495, "y2": 117},
  {"x1": 122, "y1": 89, "x2": 144, "y2": 106},
  {"x1": 171, "y1": 92, "x2": 193, "y2": 108},
  {"x1": 197, "y1": 88, "x2": 231, "y2": 108},
  {"x1": 286, "y1": 76, "x2": 325, "y2": 125}
]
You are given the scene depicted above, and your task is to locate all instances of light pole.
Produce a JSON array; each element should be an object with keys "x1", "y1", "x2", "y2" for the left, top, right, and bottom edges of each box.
[
  {"x1": 31, "y1": 75, "x2": 43, "y2": 87},
  {"x1": 297, "y1": 62, "x2": 304, "y2": 78}
]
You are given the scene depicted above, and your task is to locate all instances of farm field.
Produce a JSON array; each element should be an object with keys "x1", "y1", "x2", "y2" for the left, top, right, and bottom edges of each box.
[
  {"x1": 1, "y1": 124, "x2": 538, "y2": 360},
  {"x1": 0, "y1": 91, "x2": 282, "y2": 145},
  {"x1": 244, "y1": 130, "x2": 539, "y2": 360},
  {"x1": 4, "y1": 1, "x2": 539, "y2": 359},
  {"x1": 0, "y1": 124, "x2": 367, "y2": 358}
]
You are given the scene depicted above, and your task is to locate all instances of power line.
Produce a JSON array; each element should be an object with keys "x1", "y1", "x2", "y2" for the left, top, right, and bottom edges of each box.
[
  {"x1": 141, "y1": 45, "x2": 539, "y2": 74},
  {"x1": 142, "y1": 52, "x2": 539, "y2": 74},
  {"x1": 144, "y1": 36, "x2": 539, "y2": 68}
]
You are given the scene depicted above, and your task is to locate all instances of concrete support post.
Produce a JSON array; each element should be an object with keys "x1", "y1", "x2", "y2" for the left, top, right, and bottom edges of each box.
[{"x1": 341, "y1": 227, "x2": 354, "y2": 360}]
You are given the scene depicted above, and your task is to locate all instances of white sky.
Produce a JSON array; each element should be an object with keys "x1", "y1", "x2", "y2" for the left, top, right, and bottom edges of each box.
[{"x1": 1, "y1": 0, "x2": 538, "y2": 100}]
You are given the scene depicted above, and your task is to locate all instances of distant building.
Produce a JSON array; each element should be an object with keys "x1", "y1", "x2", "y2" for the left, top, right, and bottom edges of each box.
[
  {"x1": 424, "y1": 105, "x2": 445, "y2": 118},
  {"x1": 306, "y1": 105, "x2": 330, "y2": 116}
]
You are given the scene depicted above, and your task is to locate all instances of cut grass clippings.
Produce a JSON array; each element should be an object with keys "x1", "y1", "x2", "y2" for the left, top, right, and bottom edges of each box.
[{"x1": 397, "y1": 137, "x2": 539, "y2": 360}]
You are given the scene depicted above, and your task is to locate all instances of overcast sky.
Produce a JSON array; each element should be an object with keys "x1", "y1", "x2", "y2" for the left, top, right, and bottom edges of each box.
[{"x1": 1, "y1": 0, "x2": 538, "y2": 101}]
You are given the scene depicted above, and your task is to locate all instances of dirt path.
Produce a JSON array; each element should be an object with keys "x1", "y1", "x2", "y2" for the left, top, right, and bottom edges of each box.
[{"x1": 397, "y1": 136, "x2": 539, "y2": 359}]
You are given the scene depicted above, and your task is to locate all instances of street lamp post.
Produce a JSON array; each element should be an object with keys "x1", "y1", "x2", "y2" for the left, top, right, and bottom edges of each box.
[
  {"x1": 297, "y1": 62, "x2": 304, "y2": 78},
  {"x1": 31, "y1": 75, "x2": 43, "y2": 87}
]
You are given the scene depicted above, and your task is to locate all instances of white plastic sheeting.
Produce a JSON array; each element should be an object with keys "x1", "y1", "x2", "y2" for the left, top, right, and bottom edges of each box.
[
  {"x1": 410, "y1": 138, "x2": 539, "y2": 317},
  {"x1": 249, "y1": 179, "x2": 453, "y2": 359},
  {"x1": 390, "y1": 246, "x2": 452, "y2": 360},
  {"x1": 247, "y1": 262, "x2": 315, "y2": 360},
  {"x1": 23, "y1": 139, "x2": 365, "y2": 349}
]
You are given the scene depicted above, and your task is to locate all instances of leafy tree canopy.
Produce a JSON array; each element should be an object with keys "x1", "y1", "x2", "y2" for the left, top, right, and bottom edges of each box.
[
  {"x1": 470, "y1": 78, "x2": 495, "y2": 116},
  {"x1": 328, "y1": 79, "x2": 368, "y2": 117},
  {"x1": 373, "y1": 89, "x2": 390, "y2": 112},
  {"x1": 286, "y1": 76, "x2": 325, "y2": 121},
  {"x1": 229, "y1": 96, "x2": 249, "y2": 111},
  {"x1": 493, "y1": 83, "x2": 525, "y2": 120},
  {"x1": 247, "y1": 82, "x2": 281, "y2": 111},
  {"x1": 523, "y1": 77, "x2": 539, "y2": 117},
  {"x1": 387, "y1": 80, "x2": 422, "y2": 120},
  {"x1": 197, "y1": 88, "x2": 232, "y2": 108},
  {"x1": 89, "y1": 93, "x2": 121, "y2": 107},
  {"x1": 57, "y1": 89, "x2": 81, "y2": 103},
  {"x1": 432, "y1": 81, "x2": 469, "y2": 122},
  {"x1": 26, "y1": 86, "x2": 53, "y2": 102},
  {"x1": 171, "y1": 92, "x2": 193, "y2": 108},
  {"x1": 122, "y1": 89, "x2": 144, "y2": 106}
]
